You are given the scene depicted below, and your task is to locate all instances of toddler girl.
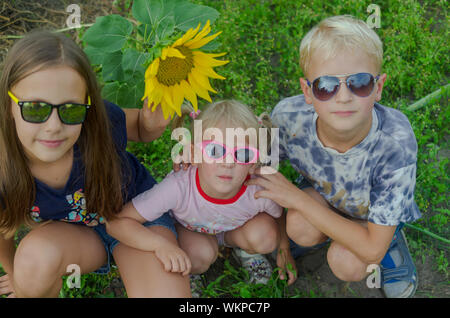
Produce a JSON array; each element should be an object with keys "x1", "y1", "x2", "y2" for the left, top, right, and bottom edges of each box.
[{"x1": 107, "y1": 100, "x2": 283, "y2": 297}]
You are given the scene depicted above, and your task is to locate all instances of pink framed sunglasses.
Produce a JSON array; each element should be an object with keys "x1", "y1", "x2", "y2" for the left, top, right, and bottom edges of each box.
[{"x1": 197, "y1": 140, "x2": 259, "y2": 165}]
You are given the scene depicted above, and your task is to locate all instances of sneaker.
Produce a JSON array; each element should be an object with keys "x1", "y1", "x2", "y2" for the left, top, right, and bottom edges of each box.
[
  {"x1": 232, "y1": 248, "x2": 272, "y2": 284},
  {"x1": 189, "y1": 274, "x2": 204, "y2": 298},
  {"x1": 381, "y1": 229, "x2": 418, "y2": 298}
]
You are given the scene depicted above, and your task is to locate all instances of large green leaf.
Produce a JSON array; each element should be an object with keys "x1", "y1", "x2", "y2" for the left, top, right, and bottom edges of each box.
[
  {"x1": 122, "y1": 48, "x2": 149, "y2": 81},
  {"x1": 82, "y1": 15, "x2": 133, "y2": 53},
  {"x1": 132, "y1": 0, "x2": 176, "y2": 27},
  {"x1": 102, "y1": 82, "x2": 121, "y2": 104},
  {"x1": 101, "y1": 81, "x2": 144, "y2": 108},
  {"x1": 84, "y1": 46, "x2": 107, "y2": 65},
  {"x1": 174, "y1": 1, "x2": 220, "y2": 31},
  {"x1": 102, "y1": 51, "x2": 124, "y2": 82},
  {"x1": 117, "y1": 81, "x2": 146, "y2": 108}
]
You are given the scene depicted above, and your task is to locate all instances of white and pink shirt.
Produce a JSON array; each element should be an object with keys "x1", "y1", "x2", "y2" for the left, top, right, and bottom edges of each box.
[{"x1": 132, "y1": 166, "x2": 282, "y2": 234}]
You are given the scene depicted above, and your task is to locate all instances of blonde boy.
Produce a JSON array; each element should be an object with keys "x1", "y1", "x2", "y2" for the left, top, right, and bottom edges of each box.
[{"x1": 248, "y1": 15, "x2": 420, "y2": 297}]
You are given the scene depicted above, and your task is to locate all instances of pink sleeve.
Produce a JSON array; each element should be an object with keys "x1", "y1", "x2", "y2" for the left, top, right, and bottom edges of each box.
[
  {"x1": 131, "y1": 171, "x2": 181, "y2": 221},
  {"x1": 261, "y1": 198, "x2": 283, "y2": 218}
]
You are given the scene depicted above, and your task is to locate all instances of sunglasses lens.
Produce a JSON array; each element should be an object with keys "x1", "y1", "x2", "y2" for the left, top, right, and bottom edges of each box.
[
  {"x1": 204, "y1": 143, "x2": 225, "y2": 159},
  {"x1": 312, "y1": 76, "x2": 340, "y2": 101},
  {"x1": 59, "y1": 104, "x2": 88, "y2": 124},
  {"x1": 235, "y1": 148, "x2": 256, "y2": 164},
  {"x1": 347, "y1": 73, "x2": 375, "y2": 97},
  {"x1": 21, "y1": 102, "x2": 52, "y2": 123}
]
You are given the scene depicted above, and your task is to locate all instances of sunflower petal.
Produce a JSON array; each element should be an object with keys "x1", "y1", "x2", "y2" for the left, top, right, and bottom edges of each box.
[
  {"x1": 194, "y1": 64, "x2": 226, "y2": 80},
  {"x1": 145, "y1": 58, "x2": 160, "y2": 78},
  {"x1": 186, "y1": 31, "x2": 222, "y2": 49},
  {"x1": 191, "y1": 68, "x2": 217, "y2": 93},
  {"x1": 188, "y1": 73, "x2": 212, "y2": 102},
  {"x1": 166, "y1": 47, "x2": 186, "y2": 59},
  {"x1": 193, "y1": 51, "x2": 229, "y2": 67},
  {"x1": 172, "y1": 22, "x2": 201, "y2": 47},
  {"x1": 180, "y1": 80, "x2": 198, "y2": 111},
  {"x1": 172, "y1": 83, "x2": 185, "y2": 114}
]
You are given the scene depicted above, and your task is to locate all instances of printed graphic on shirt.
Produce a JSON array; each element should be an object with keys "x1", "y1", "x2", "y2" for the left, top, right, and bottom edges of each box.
[{"x1": 30, "y1": 189, "x2": 105, "y2": 226}]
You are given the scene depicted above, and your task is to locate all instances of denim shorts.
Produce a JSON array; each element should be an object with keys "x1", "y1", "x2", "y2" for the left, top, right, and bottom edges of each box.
[{"x1": 92, "y1": 211, "x2": 177, "y2": 274}]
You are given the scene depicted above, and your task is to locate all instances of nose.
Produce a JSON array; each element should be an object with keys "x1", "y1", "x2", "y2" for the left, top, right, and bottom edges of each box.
[
  {"x1": 335, "y1": 79, "x2": 353, "y2": 103},
  {"x1": 222, "y1": 151, "x2": 236, "y2": 167},
  {"x1": 43, "y1": 108, "x2": 63, "y2": 132}
]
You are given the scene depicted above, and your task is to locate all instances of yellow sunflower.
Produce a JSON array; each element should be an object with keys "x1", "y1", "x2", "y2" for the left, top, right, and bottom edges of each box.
[{"x1": 142, "y1": 20, "x2": 229, "y2": 119}]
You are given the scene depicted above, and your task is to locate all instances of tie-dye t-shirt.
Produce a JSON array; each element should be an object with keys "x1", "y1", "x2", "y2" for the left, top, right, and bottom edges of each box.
[
  {"x1": 29, "y1": 101, "x2": 157, "y2": 227},
  {"x1": 271, "y1": 94, "x2": 421, "y2": 226}
]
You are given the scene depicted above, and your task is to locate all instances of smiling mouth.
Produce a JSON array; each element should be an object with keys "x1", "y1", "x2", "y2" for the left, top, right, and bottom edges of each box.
[{"x1": 38, "y1": 139, "x2": 65, "y2": 148}]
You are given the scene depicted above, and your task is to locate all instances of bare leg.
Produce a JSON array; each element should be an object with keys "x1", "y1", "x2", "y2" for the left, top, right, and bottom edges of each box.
[
  {"x1": 113, "y1": 226, "x2": 190, "y2": 297},
  {"x1": 286, "y1": 187, "x2": 329, "y2": 246},
  {"x1": 225, "y1": 212, "x2": 279, "y2": 254},
  {"x1": 13, "y1": 221, "x2": 107, "y2": 298},
  {"x1": 175, "y1": 223, "x2": 219, "y2": 274}
]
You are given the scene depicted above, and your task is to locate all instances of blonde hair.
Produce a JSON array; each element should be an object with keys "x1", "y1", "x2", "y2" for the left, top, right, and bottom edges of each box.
[
  {"x1": 172, "y1": 100, "x2": 273, "y2": 151},
  {"x1": 299, "y1": 15, "x2": 383, "y2": 77}
]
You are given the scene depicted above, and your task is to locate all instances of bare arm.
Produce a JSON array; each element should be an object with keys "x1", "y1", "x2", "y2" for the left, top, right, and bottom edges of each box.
[
  {"x1": 247, "y1": 167, "x2": 395, "y2": 264},
  {"x1": 123, "y1": 100, "x2": 170, "y2": 143},
  {"x1": 275, "y1": 210, "x2": 297, "y2": 285},
  {"x1": 106, "y1": 201, "x2": 191, "y2": 275}
]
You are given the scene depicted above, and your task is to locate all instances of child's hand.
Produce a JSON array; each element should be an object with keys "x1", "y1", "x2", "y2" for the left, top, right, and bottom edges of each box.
[
  {"x1": 155, "y1": 241, "x2": 192, "y2": 276},
  {"x1": 141, "y1": 98, "x2": 171, "y2": 133},
  {"x1": 276, "y1": 248, "x2": 298, "y2": 285},
  {"x1": 0, "y1": 273, "x2": 16, "y2": 298},
  {"x1": 246, "y1": 166, "x2": 302, "y2": 210}
]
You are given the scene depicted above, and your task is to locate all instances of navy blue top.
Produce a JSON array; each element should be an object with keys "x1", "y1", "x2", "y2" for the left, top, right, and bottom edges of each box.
[{"x1": 30, "y1": 100, "x2": 156, "y2": 227}]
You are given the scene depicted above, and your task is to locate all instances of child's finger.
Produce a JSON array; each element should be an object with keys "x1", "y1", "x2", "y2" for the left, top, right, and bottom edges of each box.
[
  {"x1": 170, "y1": 256, "x2": 180, "y2": 273},
  {"x1": 160, "y1": 255, "x2": 172, "y2": 272},
  {"x1": 278, "y1": 268, "x2": 285, "y2": 281}
]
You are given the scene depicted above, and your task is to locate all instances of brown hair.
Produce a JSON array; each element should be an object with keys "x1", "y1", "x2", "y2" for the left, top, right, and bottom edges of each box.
[{"x1": 0, "y1": 30, "x2": 124, "y2": 238}]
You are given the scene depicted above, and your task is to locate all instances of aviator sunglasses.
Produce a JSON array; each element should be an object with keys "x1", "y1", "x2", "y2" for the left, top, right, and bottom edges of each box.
[
  {"x1": 197, "y1": 140, "x2": 259, "y2": 165},
  {"x1": 306, "y1": 72, "x2": 380, "y2": 101},
  {"x1": 8, "y1": 90, "x2": 91, "y2": 125}
]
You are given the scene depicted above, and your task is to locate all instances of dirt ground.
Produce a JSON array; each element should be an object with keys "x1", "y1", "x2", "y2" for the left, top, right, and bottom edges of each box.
[{"x1": 2, "y1": 0, "x2": 448, "y2": 298}]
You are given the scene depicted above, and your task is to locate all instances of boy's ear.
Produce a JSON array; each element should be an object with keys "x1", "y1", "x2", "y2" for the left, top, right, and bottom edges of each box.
[
  {"x1": 374, "y1": 73, "x2": 387, "y2": 102},
  {"x1": 299, "y1": 78, "x2": 314, "y2": 104}
]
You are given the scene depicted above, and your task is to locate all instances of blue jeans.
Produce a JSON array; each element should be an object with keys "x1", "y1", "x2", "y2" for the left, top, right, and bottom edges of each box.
[{"x1": 92, "y1": 212, "x2": 176, "y2": 274}]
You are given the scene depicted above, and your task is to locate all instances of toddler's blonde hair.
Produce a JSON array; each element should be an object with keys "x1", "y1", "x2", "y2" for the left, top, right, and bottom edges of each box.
[
  {"x1": 172, "y1": 99, "x2": 273, "y2": 151},
  {"x1": 299, "y1": 15, "x2": 383, "y2": 77}
]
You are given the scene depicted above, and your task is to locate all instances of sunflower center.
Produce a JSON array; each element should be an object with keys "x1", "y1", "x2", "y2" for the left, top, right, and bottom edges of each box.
[{"x1": 156, "y1": 46, "x2": 194, "y2": 86}]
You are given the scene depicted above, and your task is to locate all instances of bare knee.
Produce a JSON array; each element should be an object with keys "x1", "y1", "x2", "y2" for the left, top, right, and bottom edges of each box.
[
  {"x1": 286, "y1": 209, "x2": 327, "y2": 247},
  {"x1": 186, "y1": 239, "x2": 218, "y2": 274},
  {"x1": 327, "y1": 242, "x2": 368, "y2": 282},
  {"x1": 14, "y1": 233, "x2": 64, "y2": 297},
  {"x1": 245, "y1": 216, "x2": 279, "y2": 254}
]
